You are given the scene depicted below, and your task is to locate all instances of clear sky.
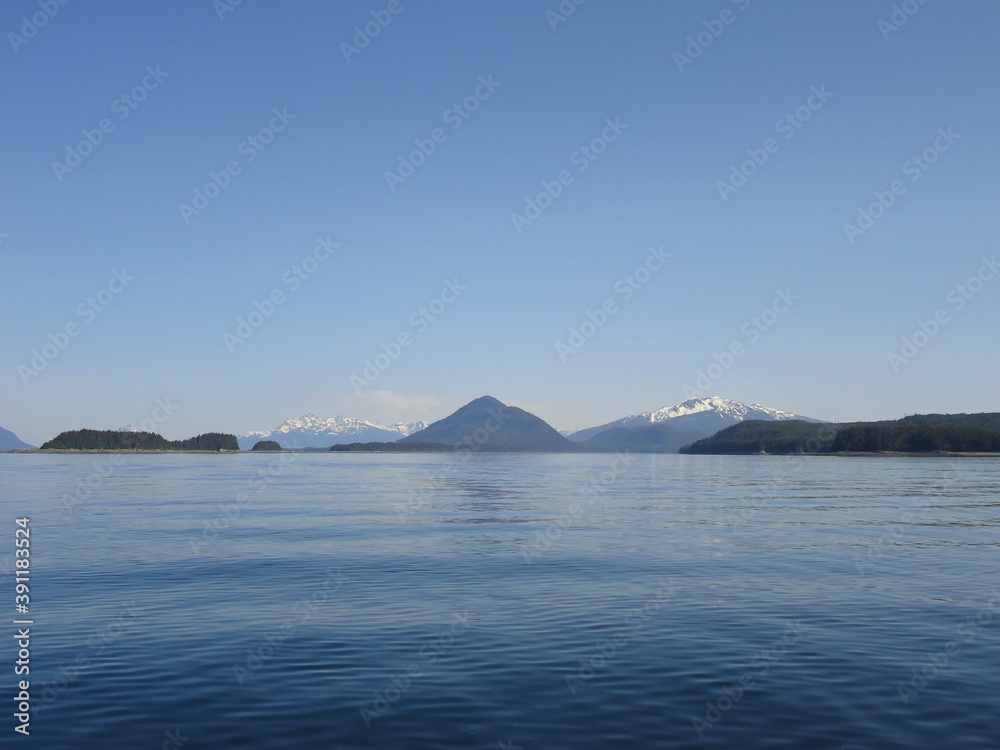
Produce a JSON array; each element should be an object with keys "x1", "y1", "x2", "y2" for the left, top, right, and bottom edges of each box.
[{"x1": 2, "y1": 0, "x2": 999, "y2": 445}]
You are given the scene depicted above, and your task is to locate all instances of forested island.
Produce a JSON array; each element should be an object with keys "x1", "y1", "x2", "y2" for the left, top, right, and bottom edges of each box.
[
  {"x1": 250, "y1": 440, "x2": 283, "y2": 452},
  {"x1": 41, "y1": 430, "x2": 239, "y2": 451},
  {"x1": 681, "y1": 413, "x2": 1000, "y2": 455}
]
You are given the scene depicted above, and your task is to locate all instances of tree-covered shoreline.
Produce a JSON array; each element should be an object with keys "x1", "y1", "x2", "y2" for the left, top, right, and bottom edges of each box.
[
  {"x1": 41, "y1": 430, "x2": 239, "y2": 452},
  {"x1": 681, "y1": 413, "x2": 1000, "y2": 455}
]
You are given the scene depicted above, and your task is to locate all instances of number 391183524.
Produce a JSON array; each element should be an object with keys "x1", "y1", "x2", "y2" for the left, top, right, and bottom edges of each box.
[{"x1": 15, "y1": 518, "x2": 30, "y2": 614}]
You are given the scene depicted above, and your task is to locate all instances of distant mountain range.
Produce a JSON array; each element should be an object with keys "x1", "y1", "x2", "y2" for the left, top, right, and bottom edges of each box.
[
  {"x1": 14, "y1": 398, "x2": 998, "y2": 455},
  {"x1": 569, "y1": 396, "x2": 816, "y2": 440},
  {"x1": 568, "y1": 396, "x2": 820, "y2": 453},
  {"x1": 4, "y1": 396, "x2": 820, "y2": 454},
  {"x1": 236, "y1": 414, "x2": 427, "y2": 450},
  {"x1": 331, "y1": 395, "x2": 819, "y2": 454},
  {"x1": 9, "y1": 396, "x2": 816, "y2": 453},
  {"x1": 0, "y1": 426, "x2": 34, "y2": 451}
]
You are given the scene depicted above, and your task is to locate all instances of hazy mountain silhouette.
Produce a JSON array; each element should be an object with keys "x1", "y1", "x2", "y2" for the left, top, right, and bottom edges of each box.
[
  {"x1": 0, "y1": 426, "x2": 34, "y2": 451},
  {"x1": 399, "y1": 396, "x2": 578, "y2": 452}
]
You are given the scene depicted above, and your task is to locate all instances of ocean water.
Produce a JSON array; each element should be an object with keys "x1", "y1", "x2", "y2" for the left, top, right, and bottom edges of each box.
[{"x1": 1, "y1": 452, "x2": 998, "y2": 749}]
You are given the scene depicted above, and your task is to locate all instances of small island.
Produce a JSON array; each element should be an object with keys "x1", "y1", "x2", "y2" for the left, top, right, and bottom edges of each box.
[
  {"x1": 41, "y1": 429, "x2": 240, "y2": 452},
  {"x1": 250, "y1": 440, "x2": 282, "y2": 452}
]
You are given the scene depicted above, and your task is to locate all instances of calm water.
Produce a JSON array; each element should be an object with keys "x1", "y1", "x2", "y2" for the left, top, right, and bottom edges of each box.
[{"x1": 1, "y1": 453, "x2": 998, "y2": 749}]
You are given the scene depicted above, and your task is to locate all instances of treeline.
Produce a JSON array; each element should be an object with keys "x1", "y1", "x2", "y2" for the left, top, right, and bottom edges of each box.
[
  {"x1": 681, "y1": 414, "x2": 1000, "y2": 455},
  {"x1": 251, "y1": 440, "x2": 282, "y2": 452},
  {"x1": 681, "y1": 421, "x2": 837, "y2": 455},
  {"x1": 891, "y1": 412, "x2": 1000, "y2": 432},
  {"x1": 41, "y1": 430, "x2": 239, "y2": 451},
  {"x1": 173, "y1": 433, "x2": 239, "y2": 451},
  {"x1": 831, "y1": 425, "x2": 1000, "y2": 453}
]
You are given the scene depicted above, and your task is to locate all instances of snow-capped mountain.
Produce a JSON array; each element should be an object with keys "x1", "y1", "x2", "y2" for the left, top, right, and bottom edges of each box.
[
  {"x1": 569, "y1": 396, "x2": 821, "y2": 444},
  {"x1": 238, "y1": 414, "x2": 428, "y2": 450}
]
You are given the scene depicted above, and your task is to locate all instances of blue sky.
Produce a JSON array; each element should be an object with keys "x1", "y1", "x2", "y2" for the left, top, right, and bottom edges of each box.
[{"x1": 2, "y1": 0, "x2": 999, "y2": 445}]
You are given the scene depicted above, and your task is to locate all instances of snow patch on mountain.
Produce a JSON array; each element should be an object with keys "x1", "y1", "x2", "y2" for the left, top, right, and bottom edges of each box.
[
  {"x1": 633, "y1": 396, "x2": 806, "y2": 425},
  {"x1": 387, "y1": 421, "x2": 427, "y2": 438},
  {"x1": 570, "y1": 397, "x2": 820, "y2": 442},
  {"x1": 238, "y1": 414, "x2": 428, "y2": 450}
]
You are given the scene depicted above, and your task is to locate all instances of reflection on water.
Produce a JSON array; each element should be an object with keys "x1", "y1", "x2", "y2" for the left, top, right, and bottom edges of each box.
[{"x1": 1, "y1": 453, "x2": 998, "y2": 749}]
